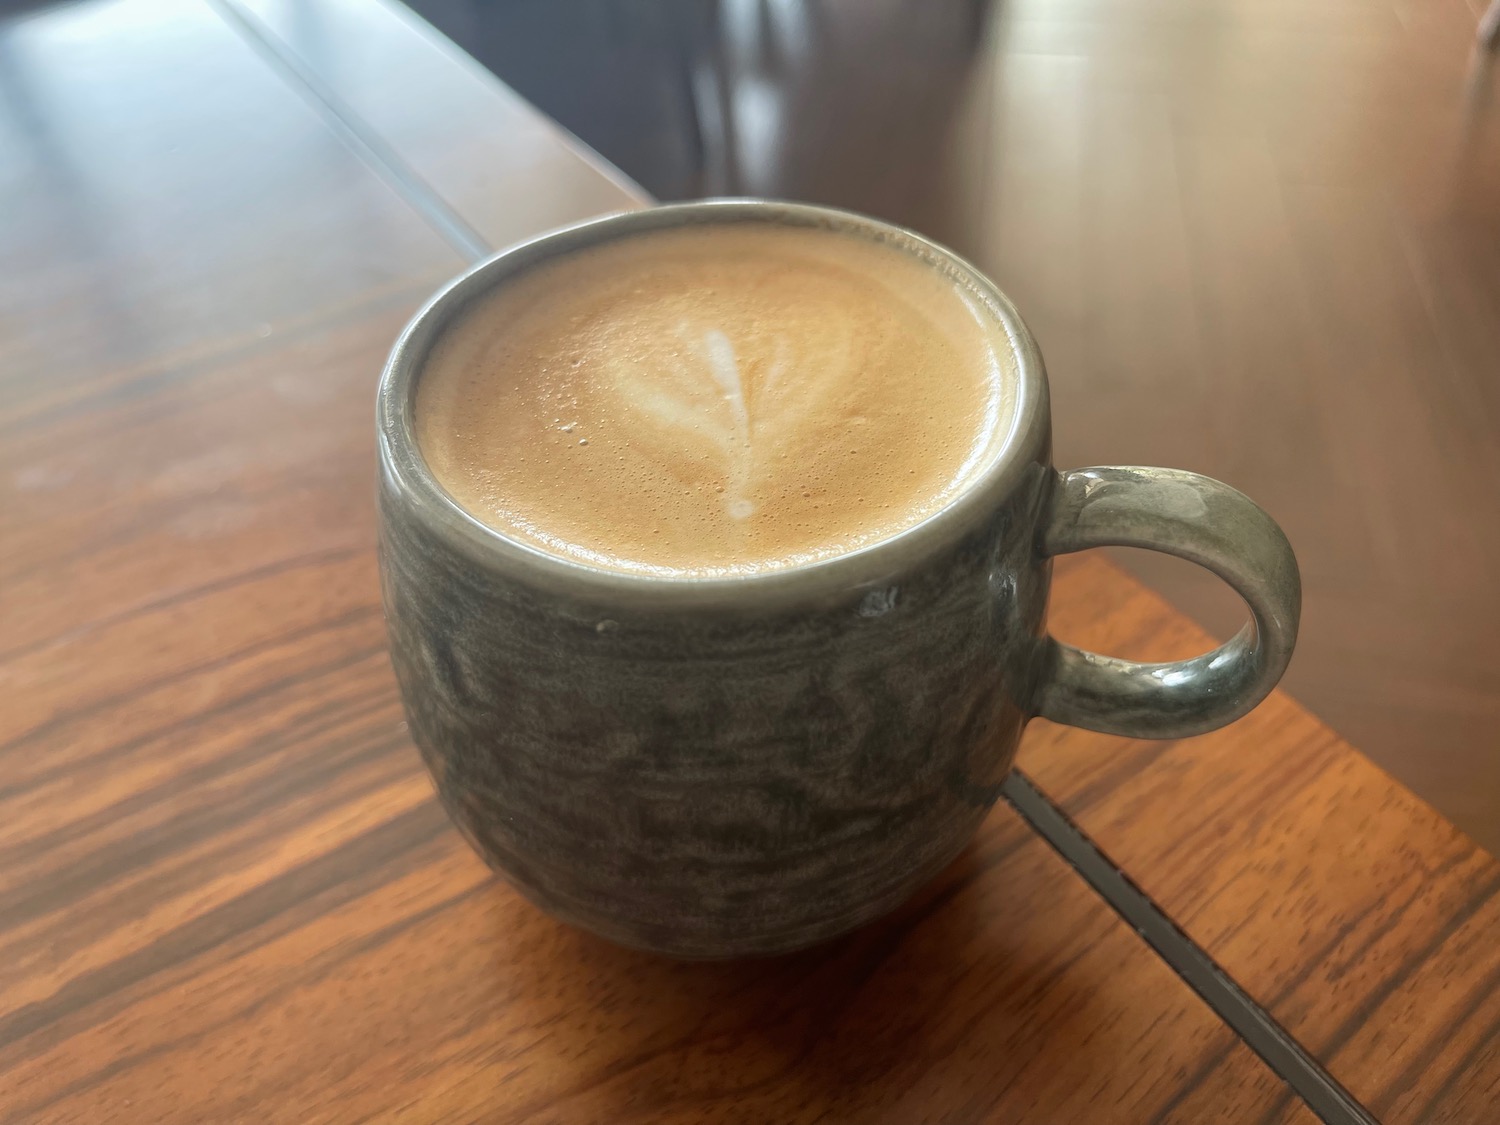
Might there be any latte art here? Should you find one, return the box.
[415,223,1017,576]
[607,303,859,528]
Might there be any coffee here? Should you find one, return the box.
[415,223,1017,576]
[384,201,1302,957]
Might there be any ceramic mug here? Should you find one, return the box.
[376,201,1300,959]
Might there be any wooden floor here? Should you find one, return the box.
[412,0,1500,852]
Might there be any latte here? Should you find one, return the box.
[415,222,1017,576]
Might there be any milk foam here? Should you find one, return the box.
[415,223,1017,576]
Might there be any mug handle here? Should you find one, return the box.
[1032,466,1301,739]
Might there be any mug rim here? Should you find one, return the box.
[377,199,1051,608]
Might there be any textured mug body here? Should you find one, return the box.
[377,201,1301,959]
[379,448,1052,958]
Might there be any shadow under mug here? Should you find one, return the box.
[376,200,1300,959]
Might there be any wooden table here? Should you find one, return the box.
[2,1,1496,1121]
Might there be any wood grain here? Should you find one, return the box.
[1023,554,1500,1124]
[1,718,1315,1123]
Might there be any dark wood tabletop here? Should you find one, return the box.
[1,1,1496,1122]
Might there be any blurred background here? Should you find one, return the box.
[5,0,1500,850]
[408,0,1500,848]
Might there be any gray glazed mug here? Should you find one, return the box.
[377,200,1300,959]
